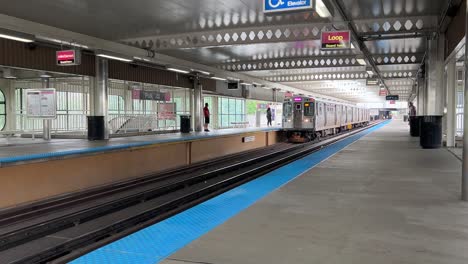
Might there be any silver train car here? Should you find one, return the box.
[283,96,370,142]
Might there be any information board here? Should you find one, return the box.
[26,89,57,119]
[321,31,351,50]
[157,103,176,120]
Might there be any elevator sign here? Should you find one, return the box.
[264,0,314,13]
[56,50,81,66]
[321,31,351,50]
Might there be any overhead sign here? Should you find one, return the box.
[321,31,351,50]
[56,50,81,66]
[26,89,57,119]
[386,95,399,101]
[264,0,314,13]
[132,90,169,101]
[379,89,387,96]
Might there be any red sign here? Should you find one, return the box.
[56,50,81,66]
[321,31,351,50]
[389,100,396,105]
[379,89,387,96]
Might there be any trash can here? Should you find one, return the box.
[180,115,191,133]
[87,116,105,140]
[409,116,420,137]
[420,115,442,149]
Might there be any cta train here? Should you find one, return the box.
[282,96,370,142]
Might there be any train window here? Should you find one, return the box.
[295,103,302,110]
[283,102,292,116]
[304,102,314,116]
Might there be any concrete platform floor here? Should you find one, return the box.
[162,121,468,264]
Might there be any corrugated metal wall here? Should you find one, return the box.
[0,39,95,76]
[0,38,217,90]
[108,61,216,90]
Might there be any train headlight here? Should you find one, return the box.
[304,119,309,123]
[287,119,291,122]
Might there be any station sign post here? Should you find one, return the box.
[263,0,314,13]
[321,31,351,50]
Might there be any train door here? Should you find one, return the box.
[282,100,293,128]
[316,102,325,130]
[293,100,304,128]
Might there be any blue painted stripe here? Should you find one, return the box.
[71,121,389,264]
[0,127,280,164]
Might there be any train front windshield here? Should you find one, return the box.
[304,102,315,116]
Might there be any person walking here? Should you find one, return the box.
[266,107,272,126]
[203,103,210,132]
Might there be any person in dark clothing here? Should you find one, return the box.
[266,107,272,126]
[203,103,210,132]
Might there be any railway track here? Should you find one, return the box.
[0,122,381,264]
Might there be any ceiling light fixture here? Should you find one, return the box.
[315,0,332,18]
[211,76,227,81]
[0,28,35,43]
[40,72,52,78]
[191,69,211,75]
[356,59,367,65]
[167,67,190,74]
[96,50,133,62]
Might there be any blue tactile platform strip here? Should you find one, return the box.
[0,127,280,165]
[71,121,389,264]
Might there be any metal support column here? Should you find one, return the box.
[447,57,457,147]
[42,77,51,140]
[89,57,109,140]
[193,76,203,132]
[417,76,425,116]
[463,1,468,200]
[425,37,445,116]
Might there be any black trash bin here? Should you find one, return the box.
[409,116,420,137]
[180,115,191,133]
[420,115,442,149]
[87,116,105,140]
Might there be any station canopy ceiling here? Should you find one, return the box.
[0,0,450,103]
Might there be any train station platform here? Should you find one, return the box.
[0,127,281,208]
[159,121,467,264]
[72,120,467,264]
[162,120,466,264]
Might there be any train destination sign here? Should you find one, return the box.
[264,0,313,13]
[56,50,81,66]
[386,95,399,101]
[321,31,351,50]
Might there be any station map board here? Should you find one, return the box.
[26,89,57,119]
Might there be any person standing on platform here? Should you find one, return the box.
[408,102,417,120]
[203,103,210,132]
[266,107,272,126]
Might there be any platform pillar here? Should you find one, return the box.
[89,57,109,140]
[41,77,52,141]
[193,76,203,132]
[446,57,457,147]
[462,1,468,200]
